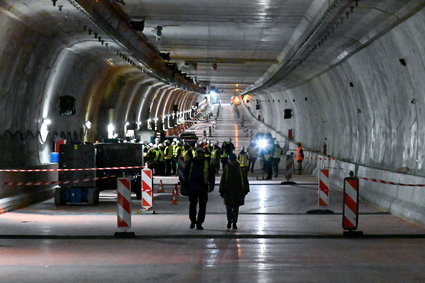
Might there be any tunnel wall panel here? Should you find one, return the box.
[248,8,425,225]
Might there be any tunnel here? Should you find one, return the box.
[1,0,425,281]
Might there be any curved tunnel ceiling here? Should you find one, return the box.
[122,0,425,94]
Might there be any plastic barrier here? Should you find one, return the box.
[285,154,294,181]
[342,177,359,230]
[117,178,132,229]
[141,168,153,211]
[318,169,330,206]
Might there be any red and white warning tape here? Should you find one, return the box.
[307,157,336,160]
[359,177,425,187]
[322,167,425,187]
[1,175,117,186]
[0,166,144,173]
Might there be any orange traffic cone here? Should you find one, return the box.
[158,179,165,193]
[171,184,179,205]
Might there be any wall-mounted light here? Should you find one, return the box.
[107,123,115,139]
[85,120,92,129]
[39,118,52,143]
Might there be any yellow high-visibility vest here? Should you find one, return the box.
[238,152,249,167]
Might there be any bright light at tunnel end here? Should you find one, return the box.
[257,138,268,150]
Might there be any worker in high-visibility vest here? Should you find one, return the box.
[182,144,193,162]
[211,142,221,174]
[295,142,304,175]
[173,140,183,175]
[238,146,250,173]
[183,147,215,230]
[164,140,174,176]
[203,142,212,162]
[156,143,165,175]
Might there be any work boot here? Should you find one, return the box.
[196,224,204,230]
[227,221,231,229]
[232,223,238,230]
[190,222,196,229]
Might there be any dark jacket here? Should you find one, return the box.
[183,157,215,192]
[219,161,249,206]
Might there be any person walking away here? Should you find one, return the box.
[183,148,215,230]
[296,142,304,174]
[238,146,250,173]
[247,142,258,173]
[219,153,249,230]
[272,140,283,177]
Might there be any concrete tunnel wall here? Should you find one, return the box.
[247,7,425,225]
[0,4,203,211]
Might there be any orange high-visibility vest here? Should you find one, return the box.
[296,147,304,161]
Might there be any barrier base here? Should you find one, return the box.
[281,181,297,185]
[306,209,334,214]
[138,209,156,214]
[114,232,136,238]
[343,230,364,238]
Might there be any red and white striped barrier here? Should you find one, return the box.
[2,175,116,186]
[342,177,359,230]
[141,168,153,211]
[117,178,132,229]
[285,154,294,181]
[0,165,144,173]
[318,169,330,206]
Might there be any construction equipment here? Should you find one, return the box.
[55,143,143,205]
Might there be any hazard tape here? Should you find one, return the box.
[1,175,117,186]
[359,177,425,187]
[0,166,144,173]
[324,167,425,187]
[324,167,352,172]
[306,157,336,160]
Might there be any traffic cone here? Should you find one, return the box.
[158,179,165,193]
[171,184,179,205]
